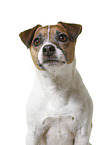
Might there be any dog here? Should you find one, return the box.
[19,22,93,145]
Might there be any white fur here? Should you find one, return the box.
[26,58,93,145]
[48,25,50,41]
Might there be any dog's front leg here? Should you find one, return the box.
[74,129,90,145]
[26,129,39,145]
[26,121,50,145]
[75,136,89,145]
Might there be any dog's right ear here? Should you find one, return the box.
[19,25,42,48]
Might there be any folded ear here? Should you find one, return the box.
[58,22,82,42]
[19,25,42,48]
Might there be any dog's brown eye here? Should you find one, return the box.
[34,38,41,46]
[59,34,68,42]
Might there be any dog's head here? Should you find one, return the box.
[19,22,82,71]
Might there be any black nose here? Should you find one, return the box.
[43,45,55,56]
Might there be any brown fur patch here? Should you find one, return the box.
[30,46,44,71]
[19,25,42,48]
[33,26,48,41]
[60,41,76,64]
[49,24,68,40]
[58,22,82,42]
[30,26,49,71]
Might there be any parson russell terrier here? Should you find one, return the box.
[19,22,93,145]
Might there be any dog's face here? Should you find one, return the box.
[19,22,82,71]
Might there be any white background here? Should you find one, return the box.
[0,0,96,144]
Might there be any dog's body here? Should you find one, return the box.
[19,22,93,145]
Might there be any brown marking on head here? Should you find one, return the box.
[29,26,49,70]
[33,26,48,40]
[58,22,82,42]
[19,25,45,70]
[19,22,82,70]
[19,25,42,48]
[49,22,82,64]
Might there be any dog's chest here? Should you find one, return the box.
[33,75,84,144]
[38,92,82,145]
[39,114,78,145]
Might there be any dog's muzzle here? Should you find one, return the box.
[38,42,68,70]
[43,45,55,57]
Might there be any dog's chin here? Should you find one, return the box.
[40,60,66,70]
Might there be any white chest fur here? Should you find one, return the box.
[26,60,93,145]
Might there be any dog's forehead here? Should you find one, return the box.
[34,24,67,37]
[35,26,48,36]
[50,24,67,34]
[34,26,48,38]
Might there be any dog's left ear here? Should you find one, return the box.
[58,22,82,42]
[19,25,42,48]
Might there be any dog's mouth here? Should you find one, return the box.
[43,60,65,64]
[40,59,66,68]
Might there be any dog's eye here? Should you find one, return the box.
[58,34,68,42]
[33,38,41,46]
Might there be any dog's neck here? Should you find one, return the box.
[36,59,76,92]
